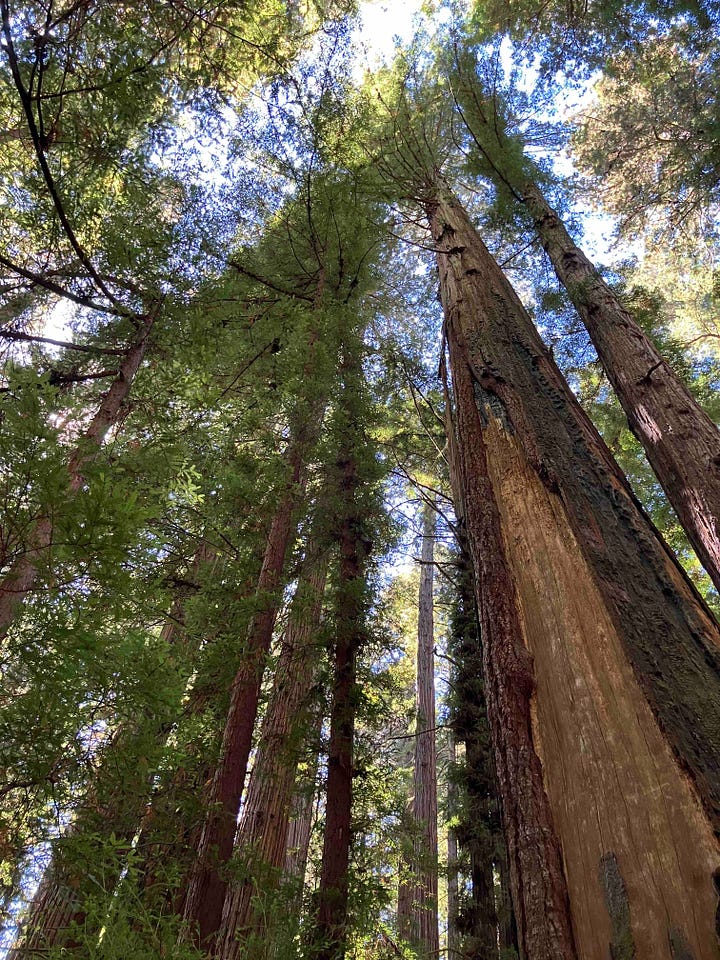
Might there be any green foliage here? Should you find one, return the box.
[1,3,719,957]
[573,23,720,240]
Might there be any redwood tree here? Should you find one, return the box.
[431,184,720,960]
[407,501,440,959]
[450,47,720,593]
[217,541,329,959]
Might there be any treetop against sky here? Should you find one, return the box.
[1,1,719,958]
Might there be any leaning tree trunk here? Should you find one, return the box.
[217,548,329,960]
[0,308,157,639]
[181,422,319,948]
[430,187,720,960]
[8,538,215,959]
[522,180,720,593]
[454,70,720,591]
[308,448,371,960]
[410,501,439,958]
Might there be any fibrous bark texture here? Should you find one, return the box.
[309,453,370,960]
[431,188,720,960]
[182,419,317,947]
[522,181,720,594]
[446,733,461,960]
[411,502,439,958]
[455,75,720,591]
[217,549,328,959]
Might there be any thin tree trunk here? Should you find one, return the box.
[447,530,502,960]
[133,535,269,918]
[431,187,720,960]
[396,812,414,940]
[8,538,214,958]
[523,180,720,592]
[182,440,313,946]
[455,73,720,591]
[0,309,157,639]
[308,450,371,960]
[446,733,461,960]
[217,548,328,959]
[411,501,439,959]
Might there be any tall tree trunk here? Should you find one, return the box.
[181,431,316,947]
[308,450,371,960]
[396,813,414,940]
[446,733,461,960]
[0,309,157,639]
[455,72,720,591]
[444,383,506,960]
[411,501,439,959]
[431,187,720,960]
[182,261,329,947]
[523,180,720,593]
[446,532,502,960]
[217,548,328,960]
[284,752,320,891]
[8,538,215,959]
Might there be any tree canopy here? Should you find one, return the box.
[1,1,719,958]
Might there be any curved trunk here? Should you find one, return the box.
[431,189,720,960]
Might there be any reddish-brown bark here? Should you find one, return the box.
[522,180,720,593]
[181,439,311,946]
[444,302,577,960]
[216,550,328,959]
[0,309,157,639]
[410,502,439,957]
[182,264,330,948]
[455,76,720,590]
[309,455,370,960]
[431,188,720,959]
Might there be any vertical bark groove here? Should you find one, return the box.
[310,450,370,960]
[182,421,318,947]
[431,188,720,960]
[217,550,328,959]
[522,181,720,594]
[411,502,439,958]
